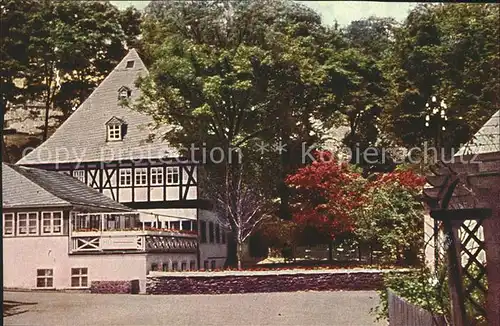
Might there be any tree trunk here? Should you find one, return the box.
[2,135,10,163]
[236,240,244,270]
[328,241,334,262]
[224,231,238,268]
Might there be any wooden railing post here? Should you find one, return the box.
[443,219,467,326]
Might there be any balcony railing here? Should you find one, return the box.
[69,213,198,254]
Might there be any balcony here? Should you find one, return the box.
[69,213,198,254]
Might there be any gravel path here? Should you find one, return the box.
[4,290,385,326]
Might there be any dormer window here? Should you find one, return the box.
[106,116,126,141]
[118,86,131,100]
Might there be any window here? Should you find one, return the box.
[209,222,215,243]
[71,268,88,287]
[172,261,178,271]
[182,221,192,231]
[72,170,85,183]
[211,260,216,270]
[151,263,159,272]
[28,213,38,235]
[126,60,135,68]
[135,168,147,186]
[170,221,180,230]
[118,86,131,100]
[119,169,132,186]
[200,221,207,243]
[162,263,169,272]
[215,223,221,244]
[18,212,38,236]
[150,167,163,186]
[107,124,122,141]
[190,261,196,270]
[221,230,226,244]
[166,167,180,185]
[37,269,53,288]
[3,213,14,236]
[181,262,187,271]
[203,260,209,270]
[42,212,62,235]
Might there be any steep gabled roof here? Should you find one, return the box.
[106,116,126,126]
[455,110,500,156]
[2,163,70,209]
[2,163,132,211]
[17,49,178,165]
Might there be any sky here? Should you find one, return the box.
[111,1,417,27]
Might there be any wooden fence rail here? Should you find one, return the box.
[388,289,447,326]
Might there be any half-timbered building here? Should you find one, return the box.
[16,49,227,272]
[3,163,201,290]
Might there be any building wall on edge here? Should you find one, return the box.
[3,237,147,289]
[199,209,227,269]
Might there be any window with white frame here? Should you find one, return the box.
[18,212,38,236]
[107,124,122,141]
[119,169,132,186]
[150,167,163,186]
[37,269,53,288]
[72,170,85,183]
[135,168,147,186]
[166,167,180,185]
[42,212,62,235]
[28,213,38,235]
[71,268,88,287]
[3,213,14,236]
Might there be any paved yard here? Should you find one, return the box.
[4,290,385,326]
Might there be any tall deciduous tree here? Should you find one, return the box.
[27,0,131,139]
[382,3,499,150]
[136,0,343,266]
[1,0,35,162]
[0,0,32,114]
[2,0,139,141]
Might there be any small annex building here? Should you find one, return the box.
[2,163,197,290]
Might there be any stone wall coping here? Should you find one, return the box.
[148,268,412,278]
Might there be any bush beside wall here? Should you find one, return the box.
[90,281,131,294]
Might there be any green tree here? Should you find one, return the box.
[354,170,425,265]
[0,0,32,114]
[343,16,398,61]
[28,1,130,139]
[3,0,136,141]
[136,0,343,266]
[1,0,35,161]
[382,4,499,150]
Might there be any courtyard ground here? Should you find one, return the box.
[4,290,385,325]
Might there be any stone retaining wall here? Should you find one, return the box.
[147,270,393,295]
[90,281,132,294]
